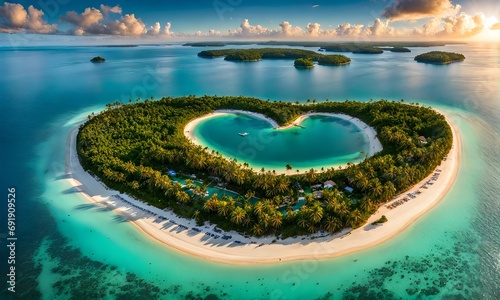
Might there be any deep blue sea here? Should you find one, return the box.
[0,43,499,299]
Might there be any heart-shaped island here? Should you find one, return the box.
[76,96,453,242]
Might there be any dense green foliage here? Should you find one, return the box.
[390,47,411,53]
[317,54,352,65]
[321,45,382,53]
[77,96,452,238]
[352,48,384,54]
[224,50,263,61]
[414,51,465,64]
[90,56,106,63]
[371,215,388,225]
[198,48,351,66]
[294,58,314,68]
[380,47,411,53]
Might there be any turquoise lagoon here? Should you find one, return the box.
[0,42,499,299]
[193,113,370,172]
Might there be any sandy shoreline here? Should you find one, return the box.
[183,110,383,174]
[65,111,460,265]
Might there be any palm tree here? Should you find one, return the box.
[325,198,338,212]
[176,190,191,204]
[359,196,373,212]
[382,181,396,200]
[368,178,383,200]
[230,207,246,225]
[309,203,324,224]
[304,193,314,204]
[324,215,342,233]
[270,213,283,229]
[123,161,136,174]
[285,164,292,171]
[298,215,308,228]
[307,223,317,234]
[131,181,140,190]
[353,171,369,191]
[185,179,195,189]
[253,202,265,218]
[251,224,263,236]
[307,168,317,187]
[217,201,231,217]
[348,209,363,228]
[244,190,255,201]
[203,194,219,212]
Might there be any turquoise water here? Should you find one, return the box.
[193,113,369,172]
[0,43,499,299]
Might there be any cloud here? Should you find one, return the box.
[99,4,122,16]
[335,23,365,37]
[279,21,302,36]
[239,19,272,35]
[367,18,394,36]
[61,6,147,36]
[60,8,103,29]
[491,23,500,30]
[147,21,173,36]
[312,5,319,8]
[106,14,146,36]
[440,12,486,37]
[411,12,488,38]
[306,23,321,36]
[383,0,461,21]
[0,2,57,33]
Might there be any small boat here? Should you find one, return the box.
[238,132,249,137]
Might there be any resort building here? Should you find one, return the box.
[324,180,336,189]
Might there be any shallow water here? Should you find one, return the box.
[193,113,369,172]
[0,43,499,299]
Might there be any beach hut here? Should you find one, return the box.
[323,180,336,189]
[345,186,354,193]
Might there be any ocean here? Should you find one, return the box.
[0,43,498,299]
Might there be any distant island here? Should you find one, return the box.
[183,42,226,47]
[352,48,384,54]
[380,47,411,53]
[183,41,464,50]
[414,51,465,64]
[77,96,452,238]
[90,56,106,63]
[198,48,351,66]
[294,58,314,68]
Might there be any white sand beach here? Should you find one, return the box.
[66,111,460,265]
[183,110,383,175]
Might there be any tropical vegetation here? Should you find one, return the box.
[294,58,314,68]
[198,48,351,66]
[77,96,452,238]
[414,51,465,64]
[90,56,106,63]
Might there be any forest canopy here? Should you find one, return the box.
[414,51,465,64]
[198,48,351,65]
[77,96,452,238]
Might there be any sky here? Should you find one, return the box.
[1,0,500,44]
